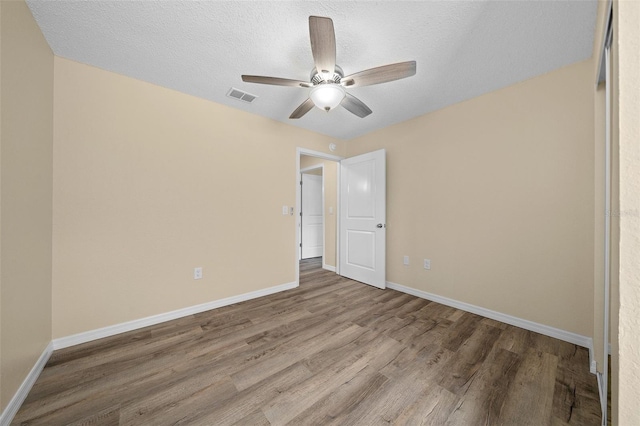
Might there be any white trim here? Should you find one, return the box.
[386,281,594,351]
[322,264,336,272]
[601,28,612,425]
[53,281,297,350]
[0,342,53,426]
[321,167,326,266]
[300,164,324,173]
[335,165,341,276]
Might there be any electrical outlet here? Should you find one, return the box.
[423,259,431,270]
[194,267,203,280]
[282,205,288,215]
[403,255,409,265]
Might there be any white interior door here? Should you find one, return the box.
[301,173,323,259]
[339,149,386,288]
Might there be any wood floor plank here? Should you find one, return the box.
[394,384,459,425]
[231,410,271,426]
[328,362,438,425]
[12,258,601,425]
[494,324,532,355]
[392,297,432,319]
[27,326,205,400]
[119,376,238,425]
[440,311,484,353]
[261,334,404,424]
[191,362,313,425]
[231,321,364,391]
[15,351,193,423]
[302,328,379,375]
[67,404,120,426]
[287,371,390,424]
[437,323,503,394]
[553,365,602,425]
[499,348,558,425]
[444,347,521,425]
[379,341,453,381]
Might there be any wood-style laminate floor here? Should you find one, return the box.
[13,258,601,425]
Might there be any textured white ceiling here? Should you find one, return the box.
[27,0,597,140]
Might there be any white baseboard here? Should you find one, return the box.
[322,264,336,272]
[0,342,53,426]
[386,281,594,356]
[53,281,298,350]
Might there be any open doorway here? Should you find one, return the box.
[300,164,324,260]
[299,154,339,272]
[296,148,343,285]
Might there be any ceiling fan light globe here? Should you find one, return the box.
[310,84,346,111]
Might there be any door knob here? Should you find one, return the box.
[377,223,384,228]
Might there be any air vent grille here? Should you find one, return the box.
[226,88,258,103]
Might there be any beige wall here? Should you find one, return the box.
[0,0,53,412]
[52,58,342,338]
[300,155,338,268]
[616,0,640,423]
[347,59,595,337]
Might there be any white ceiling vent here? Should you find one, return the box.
[226,88,257,103]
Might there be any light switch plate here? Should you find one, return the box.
[194,267,203,280]
[282,205,288,215]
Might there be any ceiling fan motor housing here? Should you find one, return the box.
[310,65,344,85]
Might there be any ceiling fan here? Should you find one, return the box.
[241,16,416,119]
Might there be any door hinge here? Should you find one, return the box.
[299,243,302,247]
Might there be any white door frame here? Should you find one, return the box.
[300,164,324,261]
[601,12,612,425]
[595,3,612,423]
[295,148,343,287]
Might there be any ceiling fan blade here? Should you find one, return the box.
[341,93,372,118]
[290,98,315,119]
[242,75,312,88]
[341,61,416,88]
[309,16,336,75]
